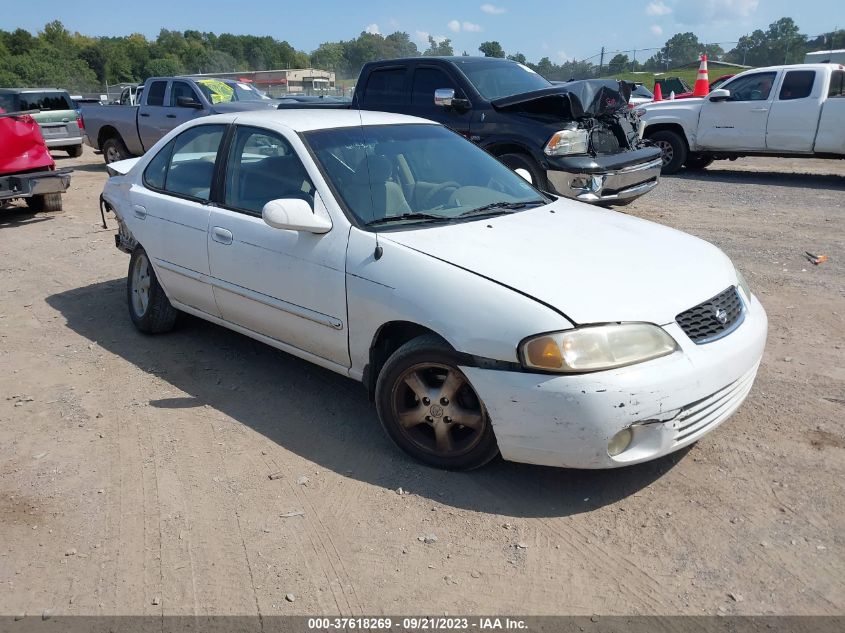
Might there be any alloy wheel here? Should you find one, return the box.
[391,362,487,457]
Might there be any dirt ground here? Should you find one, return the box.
[1,147,843,618]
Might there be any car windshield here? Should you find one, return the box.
[304,123,548,228]
[195,79,269,103]
[457,60,552,100]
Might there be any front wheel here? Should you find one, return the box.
[648,130,688,175]
[375,335,499,470]
[498,152,549,191]
[127,247,178,334]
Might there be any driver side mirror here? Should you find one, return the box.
[177,96,203,109]
[434,88,470,111]
[708,88,731,102]
[262,199,332,234]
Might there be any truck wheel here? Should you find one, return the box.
[499,153,549,191]
[684,154,714,170]
[26,193,63,213]
[66,145,83,158]
[375,334,500,471]
[649,130,687,175]
[127,246,178,334]
[102,136,130,165]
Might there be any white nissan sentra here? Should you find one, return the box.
[101,109,767,471]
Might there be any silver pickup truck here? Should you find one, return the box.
[82,76,277,163]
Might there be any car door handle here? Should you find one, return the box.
[139,112,150,117]
[166,114,177,119]
[211,226,233,245]
[750,108,769,112]
[133,205,147,220]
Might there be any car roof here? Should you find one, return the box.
[0,88,69,94]
[201,108,439,133]
[737,63,844,73]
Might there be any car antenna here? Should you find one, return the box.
[374,234,383,260]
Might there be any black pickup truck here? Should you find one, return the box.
[281,57,662,205]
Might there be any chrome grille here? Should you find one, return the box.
[676,286,744,344]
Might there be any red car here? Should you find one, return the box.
[0,107,71,212]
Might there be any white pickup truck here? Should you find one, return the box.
[637,63,845,173]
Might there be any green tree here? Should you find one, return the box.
[423,36,453,56]
[144,56,184,77]
[479,41,505,58]
[507,52,527,64]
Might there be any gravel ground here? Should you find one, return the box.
[0,148,843,617]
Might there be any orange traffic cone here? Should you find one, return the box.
[653,82,663,101]
[692,54,710,97]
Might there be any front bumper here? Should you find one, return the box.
[461,292,768,469]
[546,147,662,204]
[0,169,72,201]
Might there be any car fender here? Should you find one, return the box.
[640,101,702,151]
[344,228,573,380]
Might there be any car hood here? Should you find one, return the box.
[381,200,737,326]
[492,80,631,119]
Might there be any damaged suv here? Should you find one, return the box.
[346,57,663,204]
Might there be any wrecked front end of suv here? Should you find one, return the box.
[492,80,662,205]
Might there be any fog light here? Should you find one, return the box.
[608,428,633,457]
[570,176,589,190]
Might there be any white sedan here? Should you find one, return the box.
[102,109,767,471]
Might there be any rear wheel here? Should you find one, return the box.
[26,193,63,212]
[66,145,83,158]
[375,334,499,470]
[684,154,714,170]
[649,130,687,175]
[102,136,130,165]
[127,247,178,334]
[498,152,549,191]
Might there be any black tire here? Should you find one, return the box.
[66,145,83,158]
[102,136,130,165]
[26,193,63,212]
[127,246,178,334]
[684,153,714,170]
[498,152,549,191]
[648,130,688,175]
[375,334,500,471]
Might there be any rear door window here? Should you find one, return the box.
[17,91,74,111]
[363,68,406,107]
[143,124,226,201]
[779,70,815,100]
[146,81,167,107]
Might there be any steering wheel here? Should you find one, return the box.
[422,181,461,208]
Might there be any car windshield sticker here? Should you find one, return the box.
[197,79,235,104]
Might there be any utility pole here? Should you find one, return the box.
[632,49,637,72]
[599,46,605,76]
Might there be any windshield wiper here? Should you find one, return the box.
[366,212,450,227]
[458,200,544,218]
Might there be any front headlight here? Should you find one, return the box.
[736,268,752,301]
[633,108,648,118]
[520,323,678,373]
[544,127,589,156]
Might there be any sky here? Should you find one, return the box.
[5,0,843,63]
